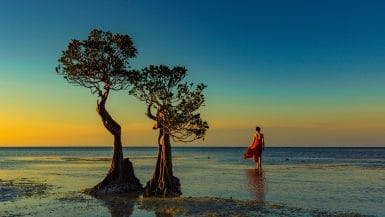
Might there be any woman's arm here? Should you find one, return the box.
[261,134,265,150]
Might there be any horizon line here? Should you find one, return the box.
[0,145,384,148]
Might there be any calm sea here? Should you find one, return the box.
[0,147,384,216]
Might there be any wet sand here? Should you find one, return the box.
[0,177,374,217]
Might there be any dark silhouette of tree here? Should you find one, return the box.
[130,65,209,197]
[56,29,142,195]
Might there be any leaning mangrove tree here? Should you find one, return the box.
[56,29,142,195]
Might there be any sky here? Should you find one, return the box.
[0,0,384,147]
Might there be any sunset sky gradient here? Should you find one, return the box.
[1,0,384,146]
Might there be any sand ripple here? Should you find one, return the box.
[0,178,52,202]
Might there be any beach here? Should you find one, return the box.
[0,147,384,216]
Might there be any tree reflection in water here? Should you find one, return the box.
[102,195,175,217]
[155,211,174,217]
[97,194,139,217]
[107,200,135,217]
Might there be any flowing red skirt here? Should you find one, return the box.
[244,142,262,162]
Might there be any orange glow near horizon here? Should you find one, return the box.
[1,105,385,147]
[0,119,157,146]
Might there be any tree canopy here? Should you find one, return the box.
[130,65,209,142]
[56,29,137,96]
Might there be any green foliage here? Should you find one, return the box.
[56,29,137,95]
[56,29,208,142]
[129,65,209,142]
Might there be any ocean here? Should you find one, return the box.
[0,147,384,216]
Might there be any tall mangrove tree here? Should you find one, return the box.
[56,29,142,195]
[130,65,209,197]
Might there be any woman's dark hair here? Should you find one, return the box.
[256,126,261,132]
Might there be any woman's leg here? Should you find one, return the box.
[258,157,262,169]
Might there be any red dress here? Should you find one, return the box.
[244,133,262,162]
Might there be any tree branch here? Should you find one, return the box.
[146,103,156,120]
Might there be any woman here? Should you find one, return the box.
[244,126,265,169]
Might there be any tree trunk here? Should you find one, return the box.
[144,129,181,197]
[84,91,142,196]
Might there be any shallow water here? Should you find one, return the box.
[0,147,384,216]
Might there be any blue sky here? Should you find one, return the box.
[0,0,384,146]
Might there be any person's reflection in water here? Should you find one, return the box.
[244,169,266,202]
